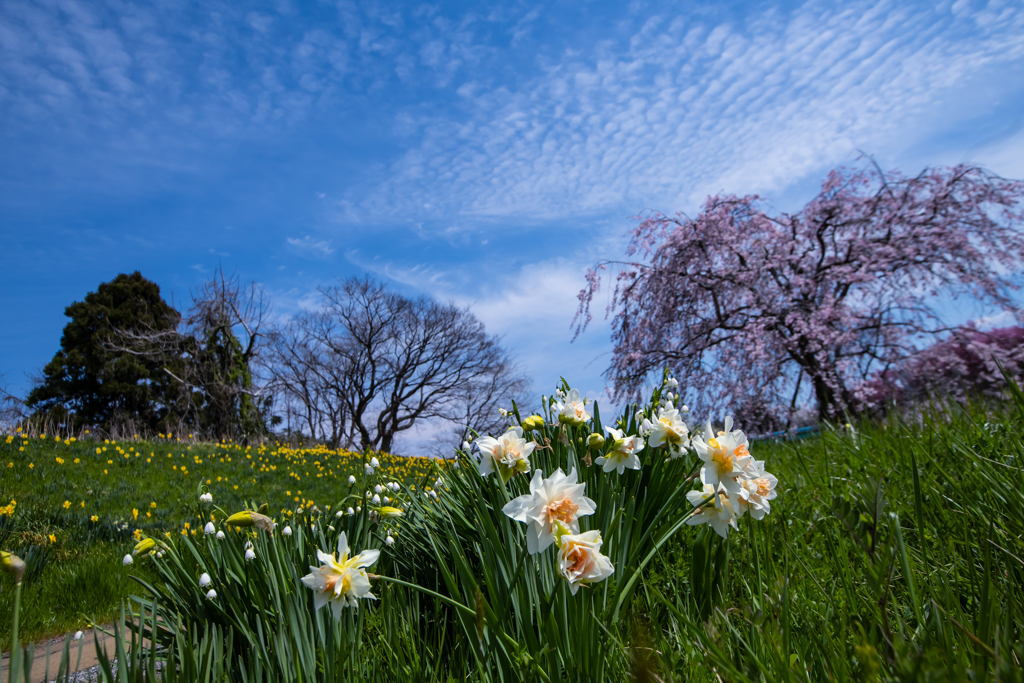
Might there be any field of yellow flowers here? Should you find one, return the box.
[0,429,449,645]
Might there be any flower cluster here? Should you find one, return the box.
[685,417,778,538]
[502,467,614,594]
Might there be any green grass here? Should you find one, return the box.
[0,434,449,646]
[641,403,1024,681]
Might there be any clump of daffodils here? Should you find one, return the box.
[685,416,778,538]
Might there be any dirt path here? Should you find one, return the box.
[1,627,120,683]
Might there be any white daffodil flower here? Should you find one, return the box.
[283,526,292,536]
[665,377,679,389]
[216,530,225,540]
[244,548,256,561]
[74,631,83,641]
[385,535,395,546]
[122,554,133,566]
[364,464,374,475]
[428,490,437,500]
[348,475,357,485]
[336,509,344,518]
[646,407,690,455]
[476,426,535,483]
[372,494,381,505]
[199,572,212,587]
[595,426,644,475]
[691,417,752,503]
[556,530,615,595]
[737,460,778,520]
[206,589,217,599]
[374,484,384,494]
[685,483,743,539]
[346,507,355,515]
[555,388,591,426]
[370,457,380,468]
[502,468,597,554]
[300,532,380,617]
[199,492,213,503]
[204,522,216,535]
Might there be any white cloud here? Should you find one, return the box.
[352,240,625,405]
[351,0,1024,223]
[286,235,335,258]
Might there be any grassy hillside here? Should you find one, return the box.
[2,397,1023,680]
[0,434,448,645]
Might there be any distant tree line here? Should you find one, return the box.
[21,271,529,452]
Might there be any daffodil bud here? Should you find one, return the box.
[378,506,404,517]
[257,503,269,515]
[521,415,544,431]
[0,550,26,585]
[225,510,275,532]
[132,538,156,556]
[587,433,605,449]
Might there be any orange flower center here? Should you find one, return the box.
[754,478,771,497]
[545,497,579,532]
[564,544,595,578]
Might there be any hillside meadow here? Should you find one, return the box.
[0,433,450,645]
[1,393,1023,681]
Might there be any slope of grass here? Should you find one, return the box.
[3,396,1024,680]
[0,434,449,646]
[642,402,1024,681]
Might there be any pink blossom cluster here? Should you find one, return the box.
[856,326,1024,412]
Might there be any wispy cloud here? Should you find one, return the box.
[287,235,334,258]
[351,0,1024,223]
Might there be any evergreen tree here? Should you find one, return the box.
[26,272,180,431]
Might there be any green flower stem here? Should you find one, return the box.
[374,575,555,683]
[10,581,22,677]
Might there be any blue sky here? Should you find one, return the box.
[2,0,1023,451]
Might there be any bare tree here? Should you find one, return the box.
[264,322,353,447]
[267,278,530,452]
[0,375,28,431]
[113,269,274,440]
